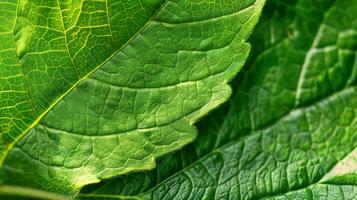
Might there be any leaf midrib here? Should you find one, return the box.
[0,0,170,166]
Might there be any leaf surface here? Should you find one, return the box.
[0,0,264,196]
[79,0,357,199]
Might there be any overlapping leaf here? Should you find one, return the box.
[0,0,265,197]
[79,0,357,199]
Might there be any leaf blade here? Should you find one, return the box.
[79,0,357,199]
[0,0,265,196]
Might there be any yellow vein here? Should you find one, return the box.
[55,0,81,79]
[10,0,37,117]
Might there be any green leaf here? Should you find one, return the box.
[0,185,71,200]
[0,0,166,158]
[0,0,265,197]
[79,0,357,199]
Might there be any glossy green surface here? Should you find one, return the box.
[79,0,357,199]
[0,0,264,197]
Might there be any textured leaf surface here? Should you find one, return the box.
[0,0,165,158]
[0,0,264,197]
[79,0,357,199]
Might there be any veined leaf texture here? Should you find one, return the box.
[0,0,265,197]
[79,0,357,200]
